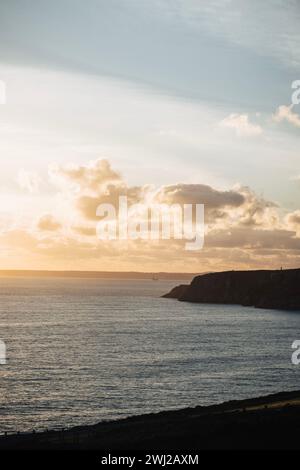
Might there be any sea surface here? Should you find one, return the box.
[0,277,299,433]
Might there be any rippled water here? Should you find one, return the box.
[0,277,299,433]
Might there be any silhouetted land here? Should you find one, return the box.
[1,390,300,450]
[163,268,300,310]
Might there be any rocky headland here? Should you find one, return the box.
[163,268,300,310]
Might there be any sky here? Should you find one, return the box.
[0,0,299,272]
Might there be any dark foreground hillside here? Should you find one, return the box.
[1,390,300,450]
[163,268,300,310]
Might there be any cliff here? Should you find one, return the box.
[163,268,300,310]
[162,284,189,299]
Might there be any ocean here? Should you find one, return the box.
[0,277,299,433]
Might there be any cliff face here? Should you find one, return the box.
[162,284,189,299]
[163,269,300,310]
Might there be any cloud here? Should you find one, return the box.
[154,183,277,228]
[37,214,62,232]
[2,157,300,272]
[55,158,151,220]
[272,105,300,128]
[72,225,96,237]
[286,211,300,233]
[17,169,41,193]
[52,159,121,194]
[155,183,245,208]
[51,158,285,236]
[235,186,278,228]
[288,211,300,225]
[76,184,150,220]
[219,114,263,137]
[206,227,300,251]
[155,0,300,69]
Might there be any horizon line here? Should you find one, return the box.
[0,269,199,279]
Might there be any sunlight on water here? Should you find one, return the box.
[0,277,299,432]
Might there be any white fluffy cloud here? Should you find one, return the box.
[1,157,300,271]
[219,114,263,137]
[272,105,300,128]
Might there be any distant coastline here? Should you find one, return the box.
[0,270,197,281]
[163,268,300,310]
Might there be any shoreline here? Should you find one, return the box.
[163,268,300,311]
[1,389,300,450]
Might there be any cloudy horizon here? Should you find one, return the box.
[0,0,300,272]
